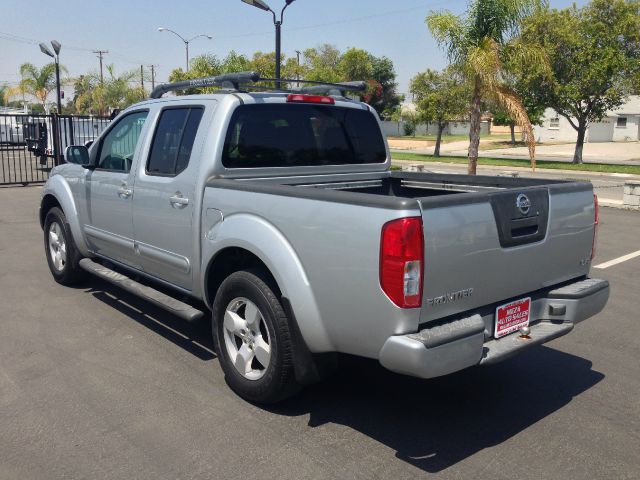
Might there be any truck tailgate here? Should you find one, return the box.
[418,183,596,326]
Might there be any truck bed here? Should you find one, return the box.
[210,170,582,208]
[207,170,595,333]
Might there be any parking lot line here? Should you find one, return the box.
[593,250,640,269]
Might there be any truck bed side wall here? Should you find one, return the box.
[201,185,422,357]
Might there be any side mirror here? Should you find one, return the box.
[65,145,91,167]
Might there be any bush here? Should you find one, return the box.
[403,121,416,136]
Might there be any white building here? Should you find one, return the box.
[534,96,640,143]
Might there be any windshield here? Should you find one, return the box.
[222,104,386,168]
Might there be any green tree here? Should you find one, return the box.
[163,45,402,115]
[306,45,402,116]
[6,62,68,113]
[0,84,8,107]
[72,74,96,113]
[427,0,544,173]
[410,67,469,156]
[168,51,254,92]
[75,65,146,114]
[302,44,343,83]
[369,56,403,118]
[520,0,640,163]
[223,51,252,73]
[339,48,373,80]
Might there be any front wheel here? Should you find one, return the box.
[212,270,300,404]
[44,207,86,285]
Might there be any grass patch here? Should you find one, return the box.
[391,152,640,175]
[387,134,510,143]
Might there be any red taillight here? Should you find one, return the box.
[591,194,599,260]
[286,94,335,105]
[380,217,424,308]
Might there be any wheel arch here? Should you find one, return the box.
[201,213,333,353]
[40,176,90,256]
[39,194,61,228]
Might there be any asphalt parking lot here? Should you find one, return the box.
[1,186,639,480]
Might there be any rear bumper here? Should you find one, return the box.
[378,278,609,379]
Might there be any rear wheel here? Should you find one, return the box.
[44,207,85,285]
[212,270,299,404]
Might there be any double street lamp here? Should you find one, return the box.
[39,40,62,114]
[241,0,297,88]
[158,27,213,72]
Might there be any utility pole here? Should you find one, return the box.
[295,49,301,87]
[140,65,145,90]
[147,65,158,90]
[93,50,108,85]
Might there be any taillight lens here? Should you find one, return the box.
[286,94,335,105]
[380,217,424,308]
[591,194,599,260]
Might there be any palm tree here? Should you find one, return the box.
[427,0,545,173]
[7,62,67,113]
[88,65,146,115]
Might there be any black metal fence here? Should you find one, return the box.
[0,113,111,186]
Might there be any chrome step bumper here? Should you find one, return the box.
[379,278,610,379]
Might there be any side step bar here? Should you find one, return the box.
[79,258,205,322]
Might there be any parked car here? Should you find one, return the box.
[0,115,25,145]
[39,73,609,403]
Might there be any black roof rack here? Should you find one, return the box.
[150,71,261,99]
[149,71,367,99]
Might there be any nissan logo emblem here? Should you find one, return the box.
[516,194,531,215]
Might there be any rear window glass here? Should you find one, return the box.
[222,104,386,168]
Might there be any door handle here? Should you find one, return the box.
[169,193,189,208]
[117,185,132,198]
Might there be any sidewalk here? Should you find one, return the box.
[388,138,640,166]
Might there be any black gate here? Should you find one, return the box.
[0,113,110,186]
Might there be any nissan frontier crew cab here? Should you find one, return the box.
[40,72,609,403]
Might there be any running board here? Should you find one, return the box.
[79,258,204,322]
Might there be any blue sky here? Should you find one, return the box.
[1,0,586,98]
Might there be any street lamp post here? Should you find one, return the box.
[158,27,212,72]
[39,40,62,114]
[39,40,63,165]
[241,0,297,89]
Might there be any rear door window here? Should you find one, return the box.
[147,107,204,176]
[222,104,386,168]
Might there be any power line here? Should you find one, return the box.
[215,2,447,39]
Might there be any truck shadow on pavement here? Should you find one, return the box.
[83,278,603,474]
[269,347,604,473]
[85,278,216,362]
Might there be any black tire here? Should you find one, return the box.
[212,270,300,404]
[43,207,86,285]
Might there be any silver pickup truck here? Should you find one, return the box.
[40,73,609,403]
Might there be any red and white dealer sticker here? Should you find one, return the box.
[494,297,531,338]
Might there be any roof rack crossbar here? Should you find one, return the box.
[259,78,367,94]
[149,73,367,99]
[150,71,261,99]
